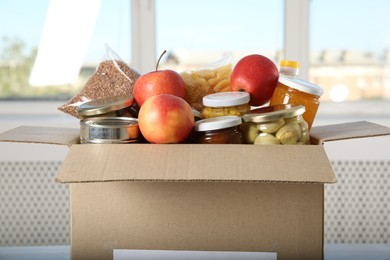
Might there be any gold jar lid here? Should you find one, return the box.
[242,104,305,123]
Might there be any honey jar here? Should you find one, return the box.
[202,91,250,119]
[242,104,309,145]
[270,75,323,130]
[193,116,243,144]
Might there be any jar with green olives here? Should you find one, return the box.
[241,104,310,145]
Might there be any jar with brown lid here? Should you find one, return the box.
[193,116,243,144]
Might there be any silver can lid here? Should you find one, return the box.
[77,95,134,117]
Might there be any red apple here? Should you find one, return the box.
[138,94,194,144]
[230,54,279,106]
[133,51,186,107]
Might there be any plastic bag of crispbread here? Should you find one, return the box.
[58,45,141,118]
[180,54,233,111]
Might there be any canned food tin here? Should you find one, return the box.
[77,95,135,118]
[80,117,139,144]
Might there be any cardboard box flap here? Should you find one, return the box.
[0,126,79,146]
[57,144,336,184]
[310,121,390,145]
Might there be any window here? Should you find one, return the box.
[155,0,283,70]
[0,0,131,98]
[309,0,390,102]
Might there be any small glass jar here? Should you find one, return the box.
[193,116,243,144]
[279,60,300,77]
[202,91,250,119]
[241,104,309,145]
[269,75,323,130]
[77,95,135,119]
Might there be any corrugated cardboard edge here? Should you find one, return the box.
[0,126,79,146]
[56,144,337,184]
[321,185,325,260]
[55,178,334,184]
[310,121,390,145]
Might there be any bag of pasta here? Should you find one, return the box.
[180,54,233,111]
[58,45,141,118]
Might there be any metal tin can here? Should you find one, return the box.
[80,117,139,144]
[77,95,135,118]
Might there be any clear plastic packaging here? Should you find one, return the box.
[180,54,233,111]
[58,45,141,118]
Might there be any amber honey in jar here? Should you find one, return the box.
[202,91,250,119]
[241,104,309,145]
[193,116,243,144]
[270,75,323,130]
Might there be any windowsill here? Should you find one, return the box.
[0,244,389,260]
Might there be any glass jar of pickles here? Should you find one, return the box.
[241,104,309,145]
[202,91,250,119]
[193,116,243,144]
[269,75,323,130]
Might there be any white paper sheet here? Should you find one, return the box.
[113,249,277,260]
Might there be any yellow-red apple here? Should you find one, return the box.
[230,54,279,106]
[138,94,194,144]
[133,51,186,107]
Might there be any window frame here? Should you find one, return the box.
[131,0,309,78]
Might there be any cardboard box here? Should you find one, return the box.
[1,121,389,260]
